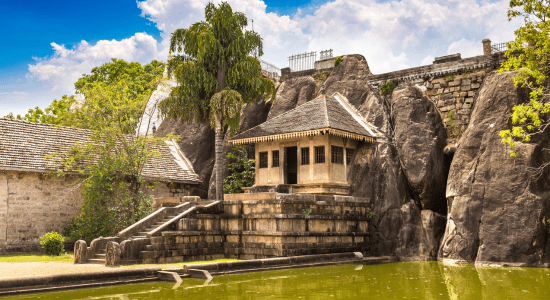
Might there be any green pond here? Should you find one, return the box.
[6,262,550,299]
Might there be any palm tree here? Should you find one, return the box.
[160,1,276,200]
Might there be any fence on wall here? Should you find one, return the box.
[491,42,509,54]
[320,49,333,60]
[288,51,317,72]
[259,59,281,80]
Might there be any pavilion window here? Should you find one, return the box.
[314,146,325,164]
[301,147,310,165]
[346,148,355,165]
[272,150,280,167]
[259,152,268,168]
[331,146,344,164]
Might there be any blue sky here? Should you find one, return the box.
[1,0,519,117]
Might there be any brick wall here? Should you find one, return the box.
[0,170,194,253]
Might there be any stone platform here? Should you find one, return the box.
[139,193,373,264]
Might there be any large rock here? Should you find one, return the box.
[348,84,408,256]
[208,96,273,199]
[396,202,446,260]
[391,86,448,214]
[438,71,550,266]
[324,54,373,109]
[266,76,316,121]
[156,119,215,197]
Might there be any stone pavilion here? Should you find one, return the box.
[229,93,378,195]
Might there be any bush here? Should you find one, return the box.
[223,147,255,194]
[335,56,343,66]
[40,232,65,256]
[381,80,397,95]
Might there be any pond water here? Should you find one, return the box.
[6,261,550,299]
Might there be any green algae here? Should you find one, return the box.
[6,261,550,299]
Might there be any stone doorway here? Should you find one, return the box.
[285,146,298,184]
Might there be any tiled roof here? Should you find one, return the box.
[229,93,378,142]
[0,118,200,184]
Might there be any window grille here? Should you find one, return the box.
[331,146,344,164]
[346,148,355,165]
[301,147,310,165]
[272,150,280,167]
[314,146,325,164]
[259,152,268,168]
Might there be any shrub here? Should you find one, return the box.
[40,232,65,256]
[381,80,397,95]
[223,147,255,194]
[334,56,343,66]
[446,75,456,81]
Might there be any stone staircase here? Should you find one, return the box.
[77,197,222,265]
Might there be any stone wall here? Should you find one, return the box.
[0,170,194,253]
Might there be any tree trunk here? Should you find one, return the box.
[214,114,223,201]
[214,62,227,201]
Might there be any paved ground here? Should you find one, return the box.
[0,262,112,278]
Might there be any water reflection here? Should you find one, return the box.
[5,262,550,299]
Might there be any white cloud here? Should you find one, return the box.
[26,33,159,94]
[22,0,521,107]
[421,55,435,66]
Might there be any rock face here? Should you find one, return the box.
[391,86,448,214]
[347,83,408,256]
[207,97,273,199]
[266,76,316,121]
[438,71,550,267]
[324,54,373,109]
[156,119,215,197]
[396,202,446,260]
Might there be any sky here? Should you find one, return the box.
[0,0,521,117]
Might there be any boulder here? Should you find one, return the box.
[105,241,121,267]
[324,54,373,109]
[438,71,550,266]
[74,240,87,264]
[396,202,446,260]
[266,76,316,121]
[156,119,215,197]
[391,86,448,214]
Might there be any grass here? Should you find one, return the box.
[0,252,74,263]
[122,258,241,269]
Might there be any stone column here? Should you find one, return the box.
[105,241,121,267]
[482,39,492,56]
[74,240,88,264]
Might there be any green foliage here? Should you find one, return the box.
[403,196,406,204]
[160,1,276,134]
[446,75,456,81]
[75,58,165,99]
[223,147,255,194]
[366,208,375,219]
[40,232,65,256]
[461,71,470,77]
[335,56,343,66]
[5,59,164,133]
[48,77,171,243]
[499,0,550,157]
[312,71,331,97]
[381,80,397,96]
[547,218,550,232]
[303,208,312,216]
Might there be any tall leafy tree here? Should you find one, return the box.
[159,2,276,201]
[499,0,550,164]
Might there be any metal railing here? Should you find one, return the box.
[491,42,509,54]
[259,58,281,80]
[289,51,317,72]
[320,49,333,60]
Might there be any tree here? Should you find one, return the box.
[50,77,171,242]
[3,58,165,132]
[499,0,550,164]
[223,147,255,194]
[159,2,276,201]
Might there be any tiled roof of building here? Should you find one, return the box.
[0,118,200,184]
[229,93,378,144]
